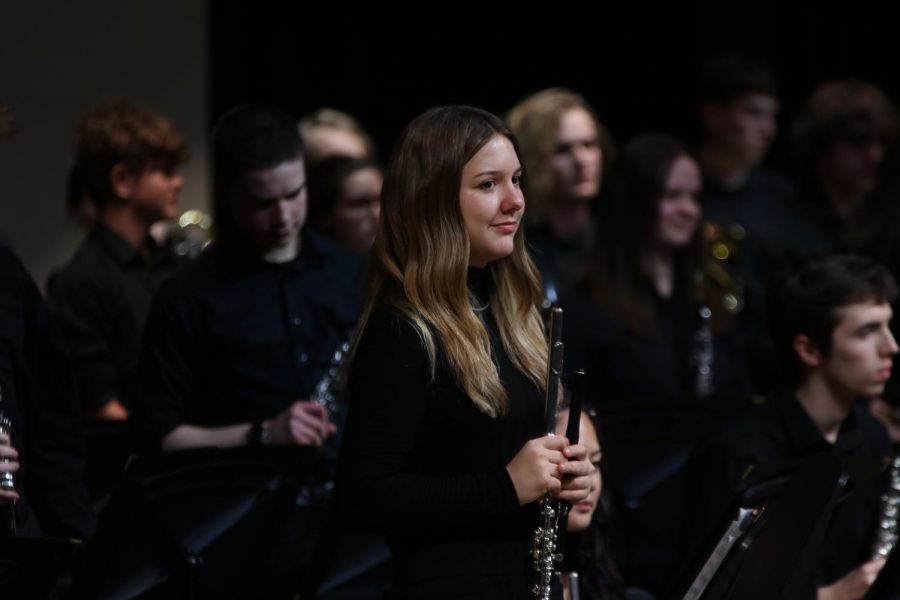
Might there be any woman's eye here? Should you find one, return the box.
[479,180,496,190]
[512,174,522,186]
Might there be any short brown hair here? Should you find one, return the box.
[74,99,188,207]
[790,80,899,179]
[769,254,898,385]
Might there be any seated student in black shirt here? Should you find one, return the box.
[48,100,188,421]
[132,104,361,595]
[135,102,360,452]
[337,106,594,599]
[688,254,897,600]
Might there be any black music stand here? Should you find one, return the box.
[0,536,80,598]
[70,445,317,599]
[668,453,855,600]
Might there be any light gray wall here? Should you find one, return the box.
[0,1,209,289]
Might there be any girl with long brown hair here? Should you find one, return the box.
[337,106,593,599]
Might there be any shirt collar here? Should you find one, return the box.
[215,227,333,273]
[93,223,147,267]
[776,388,866,456]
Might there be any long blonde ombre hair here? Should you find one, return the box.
[354,106,547,417]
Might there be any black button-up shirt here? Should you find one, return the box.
[686,389,891,594]
[133,230,362,447]
[47,224,181,414]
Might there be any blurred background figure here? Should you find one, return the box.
[507,88,613,303]
[0,99,95,550]
[788,79,899,259]
[695,52,796,396]
[48,99,188,422]
[307,155,382,255]
[561,133,752,595]
[696,51,794,311]
[298,107,376,165]
[563,132,751,410]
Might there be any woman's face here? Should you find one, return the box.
[459,135,525,267]
[657,154,702,251]
[549,108,602,204]
[322,167,382,254]
[557,411,602,532]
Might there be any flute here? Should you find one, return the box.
[531,307,564,600]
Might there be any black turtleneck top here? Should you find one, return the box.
[337,268,546,599]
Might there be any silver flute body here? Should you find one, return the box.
[531,307,564,600]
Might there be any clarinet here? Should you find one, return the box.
[0,383,15,492]
[532,307,565,600]
[312,338,351,418]
[872,455,900,560]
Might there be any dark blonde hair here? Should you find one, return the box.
[356,105,547,416]
[506,88,612,225]
[74,99,188,208]
[298,107,376,162]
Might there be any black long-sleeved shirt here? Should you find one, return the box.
[133,230,361,447]
[337,272,546,597]
[686,389,891,596]
[47,224,181,414]
[0,243,95,539]
[560,285,753,409]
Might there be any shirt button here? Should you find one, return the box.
[291,316,302,326]
[300,352,309,364]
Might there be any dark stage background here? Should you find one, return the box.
[211,4,898,167]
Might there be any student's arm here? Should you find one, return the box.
[47,271,124,418]
[817,559,885,600]
[161,400,335,450]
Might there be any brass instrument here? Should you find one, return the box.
[702,221,745,316]
[532,307,565,600]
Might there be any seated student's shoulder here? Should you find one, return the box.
[849,400,892,456]
[705,398,790,467]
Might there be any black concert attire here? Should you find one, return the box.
[133,229,360,446]
[338,268,548,599]
[47,224,181,415]
[701,164,798,394]
[526,223,593,305]
[560,285,753,410]
[778,188,846,262]
[687,389,891,597]
[0,243,95,540]
[132,229,361,594]
[559,283,752,595]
